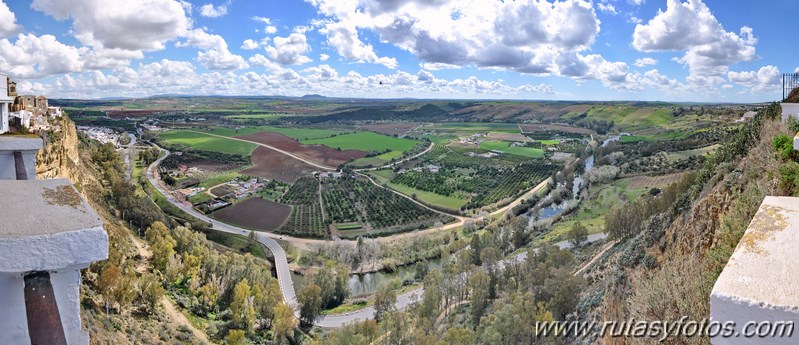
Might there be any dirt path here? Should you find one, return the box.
[126,229,212,344]
[354,141,435,172]
[575,240,615,275]
[161,296,212,345]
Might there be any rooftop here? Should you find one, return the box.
[0,179,102,237]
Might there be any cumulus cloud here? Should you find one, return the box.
[0,1,20,38]
[0,34,86,79]
[632,0,756,85]
[200,1,231,18]
[308,0,599,73]
[320,53,330,61]
[633,57,657,67]
[31,0,190,53]
[178,28,248,70]
[727,65,780,92]
[241,39,259,50]
[598,2,618,14]
[265,32,313,65]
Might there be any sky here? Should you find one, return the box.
[0,0,796,102]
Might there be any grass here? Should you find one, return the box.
[425,122,520,134]
[322,300,370,315]
[201,126,344,140]
[351,150,405,167]
[619,135,654,143]
[336,222,363,230]
[198,171,242,189]
[188,192,214,205]
[223,113,283,120]
[543,178,649,243]
[479,141,544,158]
[159,130,256,155]
[204,229,267,260]
[303,132,417,152]
[538,139,560,145]
[368,169,467,210]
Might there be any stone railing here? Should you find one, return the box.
[709,196,799,344]
[0,136,108,345]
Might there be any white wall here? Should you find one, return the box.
[0,274,31,345]
[51,268,89,345]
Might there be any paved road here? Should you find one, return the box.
[146,147,300,314]
[145,140,603,328]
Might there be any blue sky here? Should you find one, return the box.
[0,0,795,102]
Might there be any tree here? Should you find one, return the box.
[568,221,589,248]
[225,329,246,345]
[373,284,397,322]
[298,283,322,326]
[139,274,164,315]
[272,302,297,344]
[231,278,256,331]
[468,268,490,325]
[470,233,482,266]
[440,327,475,345]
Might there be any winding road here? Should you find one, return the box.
[145,133,601,328]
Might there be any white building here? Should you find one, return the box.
[10,110,33,129]
[47,106,62,118]
[0,74,13,134]
[0,136,108,345]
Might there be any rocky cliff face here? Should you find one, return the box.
[36,118,91,186]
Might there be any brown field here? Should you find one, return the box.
[486,131,531,142]
[236,132,367,167]
[626,172,688,189]
[519,123,597,135]
[359,123,418,135]
[213,197,291,231]
[210,184,236,197]
[241,147,317,183]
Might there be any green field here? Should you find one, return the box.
[224,113,283,120]
[425,122,520,134]
[619,135,654,143]
[369,169,467,210]
[201,126,344,140]
[159,130,256,155]
[351,150,405,167]
[479,141,544,158]
[302,132,417,152]
[538,139,560,145]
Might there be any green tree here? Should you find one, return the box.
[231,278,256,331]
[568,221,589,248]
[373,284,397,322]
[138,274,164,315]
[272,302,297,344]
[225,329,246,345]
[298,283,322,326]
[470,233,482,266]
[468,267,490,325]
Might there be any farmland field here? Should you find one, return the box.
[237,131,367,167]
[213,197,292,231]
[202,126,345,140]
[422,122,521,134]
[278,176,326,238]
[302,131,417,152]
[479,141,544,158]
[241,146,317,183]
[159,130,255,155]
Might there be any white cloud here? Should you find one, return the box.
[629,0,645,5]
[253,16,278,34]
[31,0,190,53]
[319,54,330,61]
[317,21,397,69]
[200,1,231,18]
[241,39,259,50]
[0,1,20,38]
[308,0,599,73]
[598,3,618,15]
[632,0,756,85]
[722,84,734,90]
[265,32,313,65]
[177,28,248,70]
[633,57,657,67]
[0,33,86,79]
[727,65,780,92]
[197,49,248,70]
